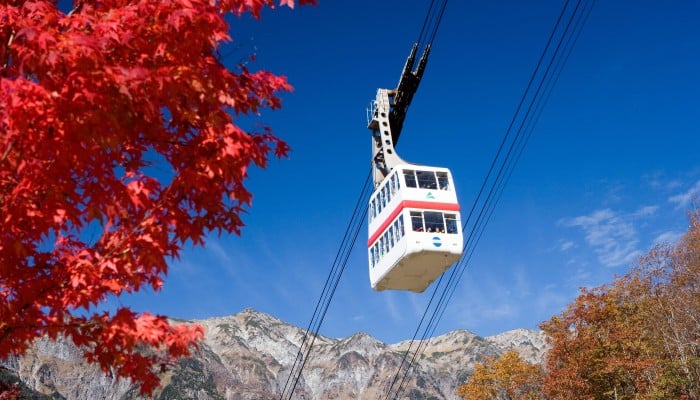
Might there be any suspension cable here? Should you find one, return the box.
[385,1,595,398]
[417,0,449,51]
[280,1,451,396]
[416,0,438,47]
[427,0,448,46]
[279,170,372,400]
[278,0,595,397]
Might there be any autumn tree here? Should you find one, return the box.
[456,350,544,400]
[1,0,313,394]
[541,208,700,400]
[634,207,700,399]
[540,277,659,399]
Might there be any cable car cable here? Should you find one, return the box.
[279,0,592,396]
[279,171,372,400]
[380,272,446,399]
[283,1,452,396]
[375,1,454,397]
[437,0,596,344]
[383,277,450,400]
[416,0,439,48]
[282,171,371,399]
[281,173,370,399]
[385,1,595,398]
[416,0,447,48]
[427,0,448,47]
[391,3,596,396]
[451,0,596,307]
[287,204,369,398]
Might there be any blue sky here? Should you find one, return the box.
[117,1,700,343]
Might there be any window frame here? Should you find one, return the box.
[403,169,417,188]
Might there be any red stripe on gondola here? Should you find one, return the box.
[367,200,460,247]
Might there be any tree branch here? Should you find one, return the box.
[2,31,14,70]
[1,140,13,164]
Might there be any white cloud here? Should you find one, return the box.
[447,277,516,328]
[478,303,516,320]
[534,289,569,316]
[669,180,700,209]
[207,240,232,263]
[383,292,402,322]
[643,172,683,191]
[666,180,684,190]
[633,205,658,217]
[643,172,663,190]
[653,230,684,246]
[513,266,532,298]
[568,267,591,282]
[559,208,644,267]
[408,294,429,318]
[558,240,575,251]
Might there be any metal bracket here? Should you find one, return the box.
[368,89,407,188]
[367,44,431,188]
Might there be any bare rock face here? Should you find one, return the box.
[485,329,549,364]
[0,309,548,399]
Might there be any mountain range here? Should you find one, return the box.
[1,308,548,399]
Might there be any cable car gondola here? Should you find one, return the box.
[368,164,462,292]
[366,44,462,293]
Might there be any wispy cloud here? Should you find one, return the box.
[408,294,428,318]
[534,289,570,317]
[633,205,658,217]
[558,240,575,251]
[383,292,402,323]
[643,172,683,191]
[653,230,684,246]
[558,207,656,267]
[513,266,532,298]
[206,240,237,278]
[567,267,592,283]
[447,276,517,330]
[448,273,576,334]
[481,303,516,319]
[669,180,700,209]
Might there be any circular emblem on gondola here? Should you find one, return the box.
[432,237,442,247]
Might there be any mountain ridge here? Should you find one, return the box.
[1,308,548,399]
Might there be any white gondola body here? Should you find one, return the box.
[367,164,463,293]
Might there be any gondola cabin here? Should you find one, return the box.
[367,164,462,292]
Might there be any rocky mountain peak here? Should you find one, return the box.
[485,329,549,364]
[2,309,549,399]
[332,332,386,359]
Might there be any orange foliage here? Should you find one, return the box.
[456,350,543,400]
[541,209,700,400]
[1,0,313,394]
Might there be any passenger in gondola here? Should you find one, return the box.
[438,176,449,190]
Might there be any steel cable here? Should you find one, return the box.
[386,1,595,398]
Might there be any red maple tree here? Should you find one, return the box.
[1,0,313,394]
